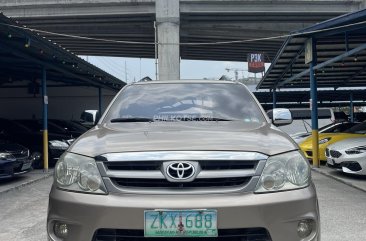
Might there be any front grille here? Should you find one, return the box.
[330,150,342,158]
[106,161,257,171]
[93,228,272,241]
[306,151,313,157]
[342,162,362,171]
[98,151,267,194]
[111,177,251,188]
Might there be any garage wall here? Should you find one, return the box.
[0,83,118,120]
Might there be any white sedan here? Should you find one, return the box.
[326,137,366,175]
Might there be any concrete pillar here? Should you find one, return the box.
[156,0,180,80]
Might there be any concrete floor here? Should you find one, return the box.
[0,171,365,241]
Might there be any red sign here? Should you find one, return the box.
[247,53,265,73]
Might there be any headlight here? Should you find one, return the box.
[255,151,310,193]
[0,152,15,160]
[49,140,69,149]
[319,138,331,144]
[345,146,366,155]
[55,152,107,194]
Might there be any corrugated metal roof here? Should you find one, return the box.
[257,9,366,90]
[0,13,125,90]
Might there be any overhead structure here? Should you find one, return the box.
[0,14,125,89]
[257,10,366,90]
[257,9,366,168]
[1,0,364,62]
[0,13,125,171]
[255,90,366,110]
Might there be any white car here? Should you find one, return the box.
[326,137,366,175]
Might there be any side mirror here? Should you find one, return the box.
[80,110,100,128]
[267,108,293,126]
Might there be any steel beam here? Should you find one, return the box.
[278,43,366,87]
[350,92,354,122]
[310,38,319,168]
[42,67,49,172]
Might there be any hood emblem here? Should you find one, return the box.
[166,162,195,180]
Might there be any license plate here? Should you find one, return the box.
[144,210,217,237]
[21,162,32,171]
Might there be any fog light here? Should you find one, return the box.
[297,219,314,238]
[54,222,68,239]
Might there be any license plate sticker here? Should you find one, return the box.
[144,210,217,237]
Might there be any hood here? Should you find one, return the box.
[69,121,298,157]
[0,140,27,153]
[328,137,366,151]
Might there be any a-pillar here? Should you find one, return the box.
[156,0,180,80]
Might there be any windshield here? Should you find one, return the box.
[320,122,358,133]
[103,83,266,123]
[345,121,366,134]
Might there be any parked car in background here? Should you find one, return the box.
[48,119,88,138]
[326,137,366,176]
[291,122,359,143]
[353,112,366,122]
[0,118,71,168]
[300,121,366,162]
[0,138,32,179]
[15,119,73,139]
[334,111,348,122]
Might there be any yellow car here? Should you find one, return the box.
[300,132,364,161]
[300,121,366,161]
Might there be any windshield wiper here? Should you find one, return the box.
[169,117,234,121]
[110,117,154,123]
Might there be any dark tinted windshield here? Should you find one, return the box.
[345,121,366,134]
[319,122,358,133]
[103,83,265,123]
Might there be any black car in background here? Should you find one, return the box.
[0,118,71,168]
[48,119,88,138]
[0,138,32,179]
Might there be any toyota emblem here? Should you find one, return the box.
[166,162,195,180]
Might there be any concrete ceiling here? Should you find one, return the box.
[1,0,365,61]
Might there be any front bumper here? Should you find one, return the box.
[301,147,327,162]
[327,155,366,175]
[0,158,32,179]
[48,184,320,241]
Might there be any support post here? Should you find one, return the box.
[42,67,48,172]
[350,92,354,122]
[98,87,103,119]
[156,0,180,80]
[310,39,319,168]
[272,89,277,109]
